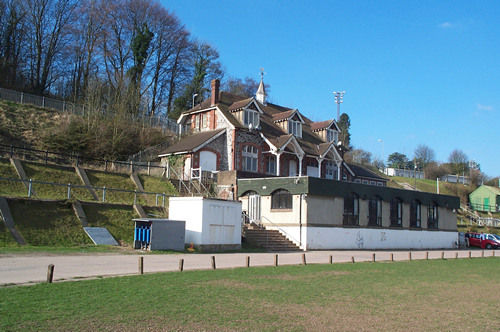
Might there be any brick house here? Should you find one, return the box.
[159,79,386,188]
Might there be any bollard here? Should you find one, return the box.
[455,252,458,259]
[302,253,307,265]
[211,256,216,270]
[481,250,484,258]
[47,264,54,283]
[178,258,184,272]
[329,255,333,264]
[391,253,394,262]
[408,252,412,261]
[274,254,279,267]
[469,251,472,258]
[351,256,355,263]
[372,253,376,262]
[494,251,496,257]
[246,256,250,268]
[138,257,144,275]
[426,251,429,260]
[441,251,445,260]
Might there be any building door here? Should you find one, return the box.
[484,197,490,211]
[200,151,217,171]
[248,194,261,223]
[183,157,191,180]
[289,160,297,176]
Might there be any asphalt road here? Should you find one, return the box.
[0,249,496,286]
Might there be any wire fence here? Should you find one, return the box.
[0,176,168,206]
[0,87,178,133]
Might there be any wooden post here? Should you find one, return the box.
[469,251,472,258]
[302,253,306,265]
[178,259,184,272]
[274,254,279,267]
[211,256,216,270]
[455,252,458,259]
[493,251,496,257]
[372,253,376,262]
[481,250,484,258]
[246,256,250,268]
[351,256,355,263]
[329,255,333,264]
[47,264,54,283]
[391,253,394,262]
[441,251,445,260]
[138,257,144,275]
[148,162,151,176]
[408,252,412,261]
[426,251,429,260]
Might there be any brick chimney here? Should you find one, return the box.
[211,79,220,106]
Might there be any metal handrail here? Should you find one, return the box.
[259,215,302,247]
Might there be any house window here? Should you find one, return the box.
[343,193,359,226]
[428,202,439,229]
[244,109,259,128]
[325,161,336,180]
[368,196,382,226]
[326,129,337,143]
[195,114,200,130]
[242,145,258,172]
[410,200,421,228]
[266,155,276,175]
[271,189,292,210]
[202,113,208,128]
[390,198,403,227]
[288,120,302,138]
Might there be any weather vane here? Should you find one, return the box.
[260,67,266,80]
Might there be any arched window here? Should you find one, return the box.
[428,202,439,229]
[368,196,382,226]
[271,189,292,210]
[343,193,359,226]
[410,200,421,228]
[390,198,403,227]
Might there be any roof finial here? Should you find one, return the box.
[256,68,266,105]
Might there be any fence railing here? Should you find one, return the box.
[0,87,178,133]
[469,202,499,213]
[0,176,168,206]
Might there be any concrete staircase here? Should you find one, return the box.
[243,223,301,251]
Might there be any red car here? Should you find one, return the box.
[465,232,500,249]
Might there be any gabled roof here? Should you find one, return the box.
[475,185,500,196]
[346,163,387,182]
[310,119,340,132]
[158,129,225,156]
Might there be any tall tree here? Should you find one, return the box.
[337,113,351,148]
[448,149,468,174]
[387,152,408,169]
[414,144,435,169]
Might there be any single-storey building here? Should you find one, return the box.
[238,176,460,250]
[469,185,500,212]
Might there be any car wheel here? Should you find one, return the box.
[486,244,492,249]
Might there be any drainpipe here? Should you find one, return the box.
[299,193,304,249]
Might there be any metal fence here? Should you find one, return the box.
[0,176,167,206]
[0,87,178,133]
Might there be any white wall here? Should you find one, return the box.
[169,197,241,246]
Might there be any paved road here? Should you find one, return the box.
[0,249,497,286]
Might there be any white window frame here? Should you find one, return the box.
[325,161,335,179]
[266,155,276,175]
[288,120,302,138]
[244,109,259,128]
[326,129,337,143]
[242,145,258,172]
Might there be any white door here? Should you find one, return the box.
[248,194,261,223]
[325,161,335,180]
[289,160,297,176]
[200,151,217,171]
[183,157,191,180]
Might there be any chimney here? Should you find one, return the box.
[211,79,220,106]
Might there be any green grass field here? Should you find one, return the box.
[22,161,94,201]
[86,170,137,204]
[0,258,499,331]
[0,158,26,197]
[82,203,137,247]
[8,199,92,246]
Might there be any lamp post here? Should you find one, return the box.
[192,93,198,109]
[377,138,384,164]
[333,91,345,121]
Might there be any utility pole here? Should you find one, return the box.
[333,91,345,121]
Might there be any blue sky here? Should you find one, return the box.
[162,0,499,177]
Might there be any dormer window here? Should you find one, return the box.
[244,109,259,128]
[326,129,337,143]
[288,120,302,138]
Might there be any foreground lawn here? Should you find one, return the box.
[1,258,499,331]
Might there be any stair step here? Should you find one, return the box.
[243,224,300,251]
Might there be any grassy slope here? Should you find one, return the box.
[0,258,499,331]
[390,176,471,196]
[8,199,92,246]
[86,170,136,204]
[0,158,25,197]
[0,219,17,246]
[22,161,94,201]
[82,203,137,247]
[138,174,177,206]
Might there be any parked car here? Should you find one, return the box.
[465,232,500,249]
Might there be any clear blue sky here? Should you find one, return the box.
[162,0,499,177]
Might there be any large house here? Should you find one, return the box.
[159,79,386,188]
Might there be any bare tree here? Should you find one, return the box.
[448,149,468,175]
[414,144,435,169]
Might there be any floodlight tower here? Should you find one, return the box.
[333,91,345,121]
